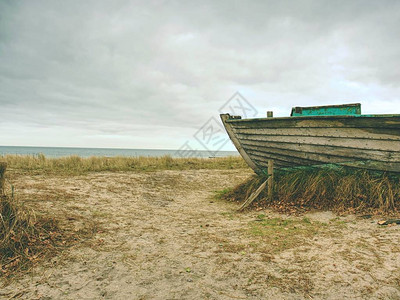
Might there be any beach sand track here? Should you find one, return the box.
[1,169,400,299]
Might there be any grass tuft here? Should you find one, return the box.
[0,163,96,280]
[0,192,64,278]
[222,167,400,213]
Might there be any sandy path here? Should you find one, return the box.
[1,169,400,299]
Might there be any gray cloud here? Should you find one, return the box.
[1,0,399,149]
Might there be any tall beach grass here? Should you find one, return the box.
[1,162,59,277]
[222,167,400,213]
[0,191,63,277]
[1,154,248,174]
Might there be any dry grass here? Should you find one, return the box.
[1,154,247,175]
[0,193,98,280]
[0,162,6,195]
[0,164,97,280]
[221,167,400,213]
[1,193,61,277]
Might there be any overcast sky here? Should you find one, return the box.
[1,0,399,151]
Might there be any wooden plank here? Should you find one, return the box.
[233,127,400,140]
[239,139,400,162]
[268,160,274,200]
[251,158,293,169]
[246,148,354,165]
[247,149,322,166]
[235,133,400,152]
[250,152,400,172]
[251,152,400,173]
[238,177,271,211]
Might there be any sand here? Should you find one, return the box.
[1,169,400,299]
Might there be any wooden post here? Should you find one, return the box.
[268,160,274,200]
[237,177,270,211]
[0,162,6,196]
[237,160,274,211]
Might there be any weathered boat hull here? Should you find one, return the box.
[220,113,400,173]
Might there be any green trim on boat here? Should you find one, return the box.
[291,103,361,117]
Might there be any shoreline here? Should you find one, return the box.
[0,146,239,159]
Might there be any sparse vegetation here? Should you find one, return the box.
[0,164,97,279]
[214,188,232,200]
[217,212,331,254]
[221,167,400,213]
[1,191,63,277]
[247,216,325,253]
[1,154,248,175]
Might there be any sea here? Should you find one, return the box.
[0,146,239,158]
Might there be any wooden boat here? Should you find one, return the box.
[220,103,400,174]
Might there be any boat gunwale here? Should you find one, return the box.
[225,114,400,123]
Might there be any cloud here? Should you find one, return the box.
[0,0,399,149]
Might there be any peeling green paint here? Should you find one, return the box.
[290,103,361,117]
